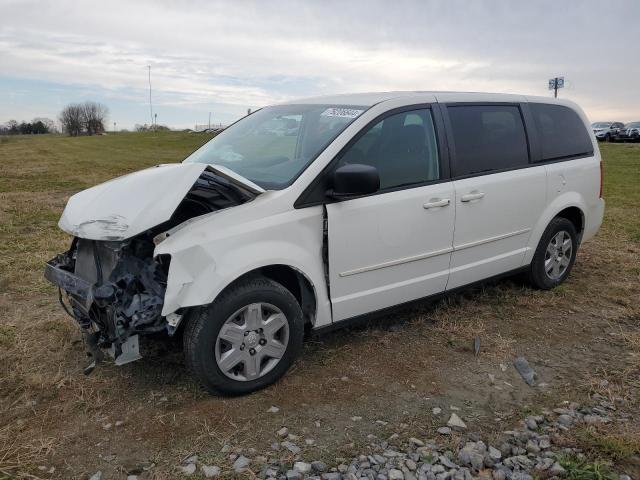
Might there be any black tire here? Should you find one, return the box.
[528,217,578,290]
[183,276,304,396]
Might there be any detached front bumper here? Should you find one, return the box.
[45,254,93,317]
[45,238,171,369]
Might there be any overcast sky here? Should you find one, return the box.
[1,0,639,129]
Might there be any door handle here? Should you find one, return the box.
[460,191,485,202]
[423,198,450,209]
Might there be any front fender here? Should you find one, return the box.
[155,205,332,327]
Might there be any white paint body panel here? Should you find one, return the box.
[447,167,547,289]
[327,182,455,321]
[58,91,604,331]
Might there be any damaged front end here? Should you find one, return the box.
[45,165,260,372]
[45,236,168,372]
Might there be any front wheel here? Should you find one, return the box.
[528,217,578,290]
[183,277,304,395]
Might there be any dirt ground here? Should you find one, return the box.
[1,135,638,479]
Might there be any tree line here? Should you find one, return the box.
[0,118,56,135]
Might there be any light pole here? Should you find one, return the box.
[113,122,116,133]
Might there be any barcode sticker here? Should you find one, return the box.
[320,107,364,119]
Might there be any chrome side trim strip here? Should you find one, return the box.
[453,228,531,252]
[338,228,531,278]
[338,247,454,277]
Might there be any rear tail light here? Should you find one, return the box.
[599,160,604,198]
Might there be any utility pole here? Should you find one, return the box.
[154,113,157,131]
[148,65,153,127]
[113,121,116,133]
[208,112,211,129]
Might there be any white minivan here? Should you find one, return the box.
[45,92,604,395]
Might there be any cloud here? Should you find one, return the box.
[1,0,639,126]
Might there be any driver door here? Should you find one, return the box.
[326,107,455,321]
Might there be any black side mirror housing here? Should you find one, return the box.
[328,164,380,199]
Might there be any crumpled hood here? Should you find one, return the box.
[59,163,263,241]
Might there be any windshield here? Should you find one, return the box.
[626,122,640,128]
[184,104,367,189]
[591,122,611,128]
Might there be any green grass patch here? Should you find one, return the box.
[559,455,617,480]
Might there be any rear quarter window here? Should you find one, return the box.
[530,103,593,161]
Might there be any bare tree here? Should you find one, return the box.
[59,104,84,136]
[81,101,108,135]
[59,101,108,136]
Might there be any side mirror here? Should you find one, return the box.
[328,164,380,199]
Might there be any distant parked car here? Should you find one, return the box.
[614,121,640,142]
[591,121,625,142]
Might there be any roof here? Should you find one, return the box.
[282,91,574,108]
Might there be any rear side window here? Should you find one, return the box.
[530,103,593,161]
[447,105,529,177]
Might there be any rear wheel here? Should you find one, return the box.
[183,277,304,395]
[528,217,578,290]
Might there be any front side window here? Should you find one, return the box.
[185,104,367,189]
[447,105,529,177]
[337,109,440,189]
[530,103,593,161]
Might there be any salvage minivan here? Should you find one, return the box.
[45,92,604,395]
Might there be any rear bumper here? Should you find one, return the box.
[583,198,605,243]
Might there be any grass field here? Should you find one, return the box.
[0,133,639,479]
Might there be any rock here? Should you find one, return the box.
[525,418,537,430]
[539,437,551,449]
[548,462,566,476]
[534,458,554,471]
[351,416,363,421]
[267,406,280,413]
[409,438,425,447]
[126,476,138,480]
[513,357,536,386]
[619,476,631,480]
[179,464,196,475]
[488,446,502,461]
[492,470,506,480]
[389,469,404,480]
[405,459,417,471]
[447,413,467,430]
[294,462,312,474]
[558,414,573,426]
[305,438,316,445]
[322,474,342,480]
[115,420,125,427]
[277,427,289,437]
[282,441,301,454]
[202,465,221,478]
[184,455,198,464]
[89,472,103,480]
[102,423,112,430]
[439,456,458,469]
[525,440,540,453]
[432,407,442,415]
[233,456,250,472]
[437,427,452,435]
[287,470,303,480]
[312,461,328,472]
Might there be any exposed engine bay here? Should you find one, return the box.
[45,167,257,372]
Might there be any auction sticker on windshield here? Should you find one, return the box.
[320,107,364,118]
